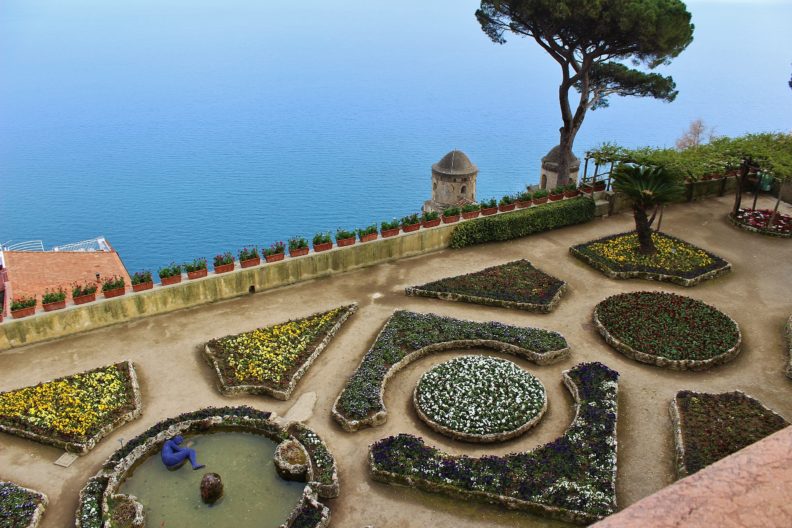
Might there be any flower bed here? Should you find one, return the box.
[729,208,792,238]
[0,361,141,453]
[332,310,568,431]
[369,362,619,525]
[76,406,337,528]
[670,391,789,478]
[205,305,356,400]
[594,292,741,370]
[570,231,731,286]
[405,259,566,313]
[414,355,546,442]
[0,481,48,528]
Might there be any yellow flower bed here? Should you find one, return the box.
[217,306,347,385]
[586,232,714,272]
[0,364,132,440]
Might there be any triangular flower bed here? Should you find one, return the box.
[204,304,357,400]
[0,480,48,528]
[0,361,141,454]
[670,390,789,477]
[369,362,619,525]
[405,260,566,313]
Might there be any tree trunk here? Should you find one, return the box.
[557,127,578,187]
[732,158,750,217]
[634,205,656,255]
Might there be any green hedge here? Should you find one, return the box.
[449,197,595,248]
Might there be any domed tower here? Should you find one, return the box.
[423,150,478,213]
[540,146,580,190]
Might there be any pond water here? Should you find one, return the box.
[118,432,305,528]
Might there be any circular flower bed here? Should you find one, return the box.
[730,208,792,238]
[413,356,546,442]
[594,292,741,370]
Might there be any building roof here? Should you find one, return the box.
[432,150,478,176]
[542,145,580,170]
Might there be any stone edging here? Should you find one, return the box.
[404,282,567,313]
[0,481,48,528]
[593,306,742,371]
[204,304,357,400]
[331,312,570,432]
[728,213,792,238]
[569,245,732,287]
[785,316,792,380]
[368,366,618,525]
[0,361,142,454]
[274,439,311,480]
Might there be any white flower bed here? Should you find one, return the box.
[415,356,546,440]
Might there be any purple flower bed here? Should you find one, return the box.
[0,481,47,528]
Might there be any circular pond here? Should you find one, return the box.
[413,355,546,442]
[594,291,741,370]
[119,432,304,528]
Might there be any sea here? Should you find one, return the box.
[1,0,791,273]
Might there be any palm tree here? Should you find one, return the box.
[611,164,683,254]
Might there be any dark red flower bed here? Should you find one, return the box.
[733,208,792,235]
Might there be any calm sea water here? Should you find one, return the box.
[1,0,790,274]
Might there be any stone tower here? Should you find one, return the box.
[423,150,478,213]
[540,145,580,190]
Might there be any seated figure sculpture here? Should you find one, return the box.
[161,435,205,470]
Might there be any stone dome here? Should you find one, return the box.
[541,145,580,170]
[432,150,478,176]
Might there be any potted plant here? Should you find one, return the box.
[10,295,36,319]
[158,263,183,286]
[185,258,208,280]
[131,271,154,292]
[213,252,234,274]
[564,183,580,198]
[481,198,498,216]
[461,203,481,219]
[72,283,98,304]
[594,180,607,191]
[533,189,549,204]
[336,228,356,247]
[265,241,287,262]
[239,247,261,268]
[42,288,67,312]
[581,181,595,194]
[516,190,533,208]
[288,237,309,257]
[313,232,333,252]
[400,213,421,233]
[102,275,126,298]
[358,224,378,242]
[549,186,564,201]
[421,211,441,228]
[442,206,461,223]
[381,219,400,238]
[499,195,516,212]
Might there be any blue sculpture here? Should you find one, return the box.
[161,435,205,470]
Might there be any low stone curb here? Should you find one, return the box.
[0,361,142,454]
[280,487,331,528]
[593,307,742,371]
[204,304,357,400]
[332,312,569,432]
[569,245,732,287]
[405,282,566,313]
[728,213,792,238]
[785,316,792,380]
[0,481,48,528]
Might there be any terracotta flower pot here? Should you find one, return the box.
[548,193,563,201]
[132,282,154,292]
[337,237,356,247]
[442,215,460,224]
[360,232,378,242]
[73,292,97,304]
[187,269,208,280]
[266,252,286,262]
[240,257,261,268]
[498,203,516,212]
[481,207,498,216]
[289,247,309,257]
[564,190,580,198]
[313,242,333,252]
[214,263,234,274]
[160,275,182,286]
[103,287,126,298]
[594,182,607,191]
[43,300,67,312]
[421,219,441,228]
[533,197,549,204]
[402,223,421,233]
[11,306,35,319]
[461,210,480,219]
[381,228,400,238]
[516,200,532,209]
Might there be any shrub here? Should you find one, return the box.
[101,275,125,292]
[213,252,233,267]
[11,296,36,311]
[42,288,67,304]
[421,211,439,222]
[264,241,286,256]
[238,246,259,261]
[335,228,356,241]
[551,186,565,195]
[381,219,400,231]
[357,224,378,238]
[499,195,514,206]
[443,206,460,217]
[481,198,497,208]
[533,189,549,199]
[288,237,308,251]
[131,271,153,285]
[313,232,332,245]
[72,283,98,297]
[449,196,595,248]
[158,263,182,279]
[516,190,532,201]
[400,213,420,227]
[462,203,481,212]
[184,258,207,273]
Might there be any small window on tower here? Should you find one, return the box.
[461,185,467,194]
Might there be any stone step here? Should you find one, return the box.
[594,199,611,217]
